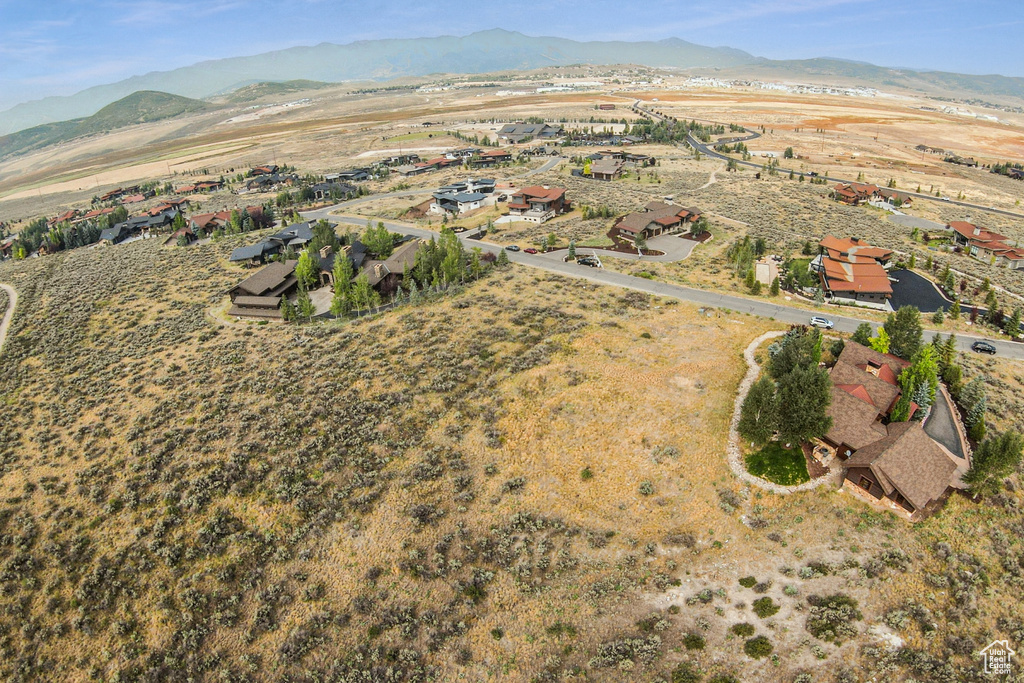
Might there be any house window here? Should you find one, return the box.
[858,476,872,492]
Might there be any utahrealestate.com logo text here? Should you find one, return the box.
[981,640,1015,675]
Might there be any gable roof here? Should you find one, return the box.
[231,260,298,297]
[844,421,957,510]
[826,385,889,451]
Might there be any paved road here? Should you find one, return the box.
[304,213,1024,362]
[0,283,17,358]
[889,215,946,232]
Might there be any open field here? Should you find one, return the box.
[0,233,1021,681]
[1,65,1024,681]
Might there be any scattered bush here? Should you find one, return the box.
[744,635,773,659]
[731,623,755,637]
[752,597,780,619]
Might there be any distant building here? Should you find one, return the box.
[614,201,702,242]
[497,123,564,144]
[949,221,1024,269]
[507,186,569,224]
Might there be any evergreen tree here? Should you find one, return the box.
[496,249,510,267]
[769,277,780,297]
[932,308,944,325]
[280,296,296,322]
[768,328,822,380]
[330,254,354,317]
[883,306,923,360]
[568,240,577,260]
[738,376,778,446]
[776,366,833,445]
[964,430,1024,496]
[949,298,961,320]
[851,322,873,346]
[1005,308,1021,338]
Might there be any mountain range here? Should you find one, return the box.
[1,29,1023,137]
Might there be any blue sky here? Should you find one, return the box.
[1,0,1022,106]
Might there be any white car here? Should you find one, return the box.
[809,316,834,330]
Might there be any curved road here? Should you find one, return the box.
[0,283,17,358]
[298,210,1024,362]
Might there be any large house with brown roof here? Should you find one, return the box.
[813,236,894,305]
[949,221,1024,269]
[614,202,703,242]
[507,186,569,224]
[227,260,299,319]
[823,342,964,518]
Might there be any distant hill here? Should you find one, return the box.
[2,29,1023,136]
[0,30,757,135]
[217,80,336,104]
[0,91,211,159]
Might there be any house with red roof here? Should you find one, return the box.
[614,201,703,242]
[948,221,1024,269]
[813,236,894,305]
[832,182,880,205]
[507,186,569,224]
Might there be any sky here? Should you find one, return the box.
[1,0,1022,107]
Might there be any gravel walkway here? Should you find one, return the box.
[0,283,17,358]
[727,331,845,494]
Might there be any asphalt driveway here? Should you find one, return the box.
[888,269,951,313]
[924,388,966,461]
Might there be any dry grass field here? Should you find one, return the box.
[0,234,1021,682]
[2,66,1024,682]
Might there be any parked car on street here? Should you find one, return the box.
[524,248,538,254]
[505,245,520,251]
[809,316,834,330]
[971,340,997,355]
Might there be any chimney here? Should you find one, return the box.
[542,185,550,190]
[320,245,333,259]
[374,263,385,278]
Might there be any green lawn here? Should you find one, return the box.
[745,442,810,486]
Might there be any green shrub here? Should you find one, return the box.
[671,663,702,683]
[708,675,739,683]
[491,628,504,640]
[683,633,706,650]
[806,594,862,644]
[738,576,757,588]
[580,466,593,480]
[752,597,780,618]
[730,623,755,637]
[744,635,773,659]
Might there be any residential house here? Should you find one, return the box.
[362,238,429,294]
[0,236,16,259]
[507,186,569,224]
[832,182,881,205]
[74,207,117,224]
[431,192,488,215]
[327,169,370,183]
[227,260,299,319]
[228,221,315,264]
[191,206,267,236]
[49,209,81,227]
[107,209,180,241]
[178,180,224,194]
[812,235,894,305]
[823,342,961,518]
[877,188,912,206]
[948,221,1024,269]
[242,173,297,193]
[310,181,357,201]
[588,158,624,181]
[163,225,196,246]
[469,149,513,168]
[497,123,564,143]
[99,223,131,245]
[248,164,279,177]
[613,201,703,242]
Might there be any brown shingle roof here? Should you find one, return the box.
[825,386,888,451]
[231,260,298,297]
[844,422,957,510]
